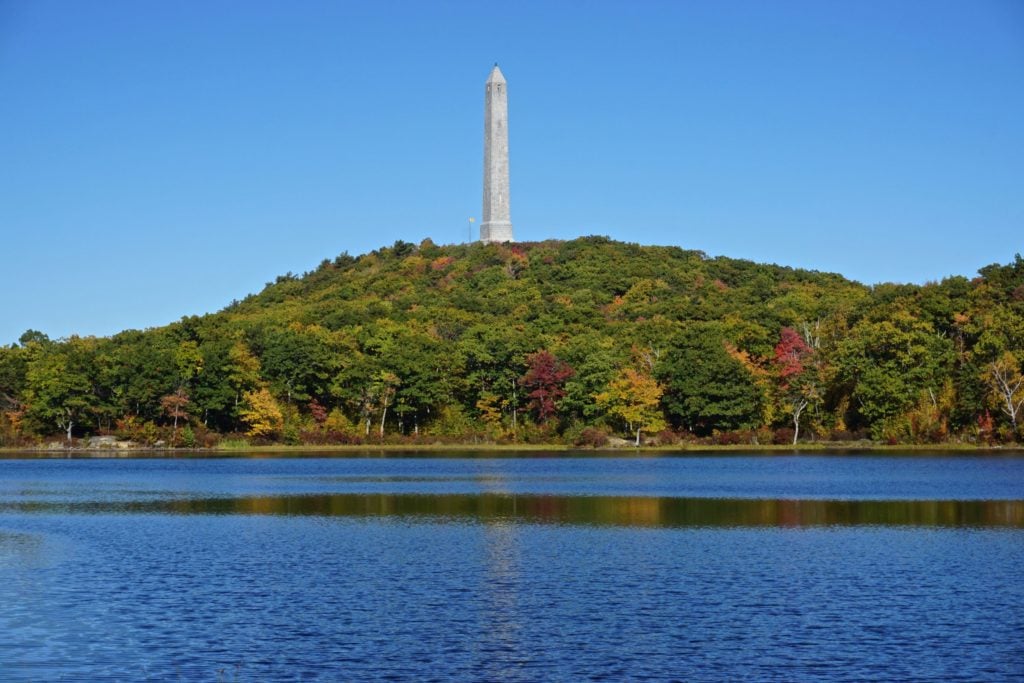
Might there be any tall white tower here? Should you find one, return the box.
[481,64,514,243]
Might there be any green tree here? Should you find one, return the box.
[835,311,954,438]
[456,323,533,433]
[23,337,96,442]
[104,330,178,423]
[261,324,339,404]
[658,328,763,435]
[0,344,28,445]
[0,344,28,412]
[560,333,625,422]
[187,338,236,431]
[18,329,50,346]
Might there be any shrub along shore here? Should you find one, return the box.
[2,441,1018,458]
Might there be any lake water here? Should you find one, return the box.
[1,454,1022,681]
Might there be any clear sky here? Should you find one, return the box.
[1,0,1022,344]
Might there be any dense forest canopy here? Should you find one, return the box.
[1,237,1022,447]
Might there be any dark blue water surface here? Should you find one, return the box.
[1,454,1022,681]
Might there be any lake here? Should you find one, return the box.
[1,454,1022,681]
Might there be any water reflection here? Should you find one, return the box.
[482,521,525,678]
[0,530,42,555]
[4,494,1022,528]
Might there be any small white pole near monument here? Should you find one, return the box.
[468,216,475,243]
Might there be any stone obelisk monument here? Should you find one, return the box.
[480,64,514,243]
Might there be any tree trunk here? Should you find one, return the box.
[511,379,518,436]
[635,427,641,447]
[992,362,1024,429]
[379,400,389,438]
[792,399,808,445]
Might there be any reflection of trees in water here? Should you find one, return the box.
[9,495,1024,528]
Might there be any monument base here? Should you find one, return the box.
[480,221,514,244]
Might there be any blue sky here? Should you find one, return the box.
[1,0,1022,344]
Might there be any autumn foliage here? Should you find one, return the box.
[521,351,574,424]
[773,327,812,386]
[0,239,1022,447]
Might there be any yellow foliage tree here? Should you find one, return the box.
[324,408,355,435]
[226,339,262,411]
[475,390,505,437]
[0,407,24,445]
[240,388,284,439]
[595,368,666,446]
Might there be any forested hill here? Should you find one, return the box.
[2,236,1023,447]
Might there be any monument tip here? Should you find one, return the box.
[486,64,506,84]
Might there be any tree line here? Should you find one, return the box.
[1,237,1022,447]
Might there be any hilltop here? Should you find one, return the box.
[1,237,1022,447]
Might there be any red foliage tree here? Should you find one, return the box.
[308,398,328,425]
[521,351,574,423]
[773,327,812,385]
[772,326,820,444]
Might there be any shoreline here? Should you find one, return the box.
[2,442,1023,458]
